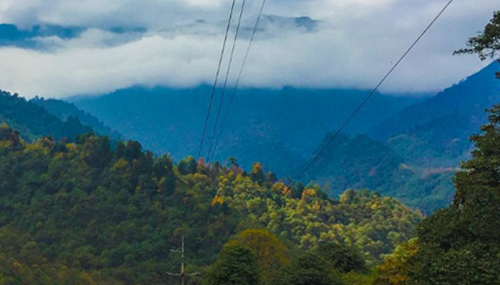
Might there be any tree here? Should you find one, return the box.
[226,157,238,168]
[178,156,198,175]
[232,229,288,284]
[0,123,20,144]
[316,243,367,273]
[408,106,500,284]
[270,252,342,285]
[375,239,419,285]
[203,244,260,285]
[80,135,112,168]
[0,123,22,152]
[250,163,266,184]
[455,11,500,77]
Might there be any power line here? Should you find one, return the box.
[212,0,268,155]
[207,0,247,162]
[295,0,455,181]
[197,0,237,160]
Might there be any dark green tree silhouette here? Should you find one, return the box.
[271,253,342,285]
[203,244,260,285]
[410,105,500,284]
[316,243,367,273]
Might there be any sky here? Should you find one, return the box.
[0,0,498,98]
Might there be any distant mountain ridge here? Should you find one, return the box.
[0,90,93,141]
[70,86,420,174]
[371,62,500,140]
[369,61,500,167]
[303,62,500,212]
[42,62,498,213]
[31,97,122,140]
[0,89,123,143]
[303,133,455,213]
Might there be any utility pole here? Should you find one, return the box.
[166,235,199,285]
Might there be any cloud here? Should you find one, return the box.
[0,0,497,98]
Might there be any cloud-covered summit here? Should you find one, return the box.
[0,0,497,98]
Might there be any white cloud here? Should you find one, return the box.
[0,0,497,98]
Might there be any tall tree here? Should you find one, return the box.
[316,243,367,273]
[270,252,342,285]
[409,100,500,284]
[232,229,289,284]
[203,244,260,285]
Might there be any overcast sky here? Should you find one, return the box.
[0,0,498,98]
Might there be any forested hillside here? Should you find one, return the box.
[302,134,454,213]
[370,61,500,167]
[0,124,421,285]
[0,90,93,141]
[31,97,122,140]
[301,63,500,213]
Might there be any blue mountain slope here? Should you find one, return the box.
[370,61,500,167]
[70,86,419,175]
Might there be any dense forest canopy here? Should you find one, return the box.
[0,123,421,285]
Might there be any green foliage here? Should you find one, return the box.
[203,244,260,285]
[340,271,377,285]
[250,163,266,185]
[375,239,419,285]
[270,252,342,285]
[0,126,421,284]
[394,104,500,284]
[315,243,367,273]
[230,229,289,285]
[178,156,198,175]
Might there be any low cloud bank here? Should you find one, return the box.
[0,0,495,98]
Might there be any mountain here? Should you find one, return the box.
[377,95,500,285]
[31,97,122,140]
[302,63,500,213]
[302,133,455,213]
[303,134,411,194]
[0,90,94,141]
[65,63,500,214]
[0,127,421,285]
[69,86,420,175]
[370,61,500,167]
